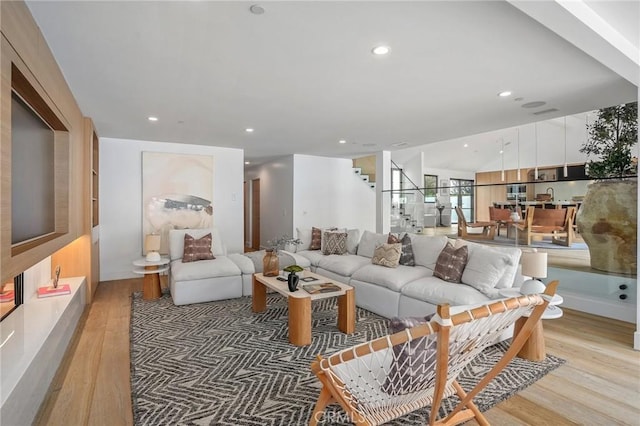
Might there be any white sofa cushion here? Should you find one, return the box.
[317,254,371,277]
[351,264,432,292]
[346,229,360,255]
[171,256,240,281]
[169,228,225,260]
[410,235,449,270]
[296,228,312,251]
[227,253,255,274]
[455,240,521,293]
[357,230,388,258]
[296,250,326,267]
[400,276,492,306]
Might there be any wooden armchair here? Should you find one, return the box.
[489,206,521,236]
[455,206,496,240]
[513,206,576,246]
[309,282,559,426]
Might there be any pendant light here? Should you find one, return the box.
[516,128,521,181]
[563,116,568,178]
[534,122,539,180]
[501,138,505,182]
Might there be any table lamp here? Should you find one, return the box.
[520,250,547,294]
[145,234,161,262]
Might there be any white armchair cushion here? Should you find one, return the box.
[169,228,225,260]
[171,257,240,281]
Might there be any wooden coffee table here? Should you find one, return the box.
[252,272,356,346]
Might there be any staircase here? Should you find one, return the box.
[353,167,376,189]
[353,155,377,190]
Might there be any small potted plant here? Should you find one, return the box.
[283,264,304,291]
[274,235,303,253]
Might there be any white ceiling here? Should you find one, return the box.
[25,1,639,167]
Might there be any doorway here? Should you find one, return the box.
[251,178,260,250]
[449,178,474,222]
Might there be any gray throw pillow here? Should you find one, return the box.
[382,314,437,395]
[387,233,416,266]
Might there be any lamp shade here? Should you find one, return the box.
[521,251,547,279]
[145,234,161,252]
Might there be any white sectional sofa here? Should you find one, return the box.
[167,227,523,321]
[294,229,524,319]
[169,228,246,305]
[168,228,311,305]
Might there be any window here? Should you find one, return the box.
[424,174,438,202]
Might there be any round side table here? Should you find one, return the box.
[500,289,563,361]
[133,257,170,300]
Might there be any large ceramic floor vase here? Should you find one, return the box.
[576,180,637,275]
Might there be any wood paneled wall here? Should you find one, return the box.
[1,1,94,299]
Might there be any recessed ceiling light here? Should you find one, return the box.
[463,143,469,148]
[245,161,250,165]
[339,139,347,144]
[245,128,254,133]
[148,116,158,122]
[498,91,512,97]
[372,45,390,56]
[499,150,504,154]
[249,4,264,14]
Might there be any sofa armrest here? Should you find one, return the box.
[227,253,255,275]
[280,251,312,269]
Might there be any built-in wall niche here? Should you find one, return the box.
[9,63,69,256]
[0,273,23,322]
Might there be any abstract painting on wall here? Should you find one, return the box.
[142,152,214,255]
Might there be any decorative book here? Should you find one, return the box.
[37,284,71,298]
[303,283,341,294]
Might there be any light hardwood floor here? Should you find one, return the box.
[35,279,639,426]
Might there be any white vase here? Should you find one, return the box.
[284,243,297,253]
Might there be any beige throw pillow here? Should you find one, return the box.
[371,243,402,268]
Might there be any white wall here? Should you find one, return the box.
[293,155,376,233]
[99,138,244,281]
[244,156,295,245]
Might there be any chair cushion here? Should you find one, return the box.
[400,277,492,306]
[182,233,215,262]
[171,256,241,281]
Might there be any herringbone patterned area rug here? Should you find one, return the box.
[130,293,565,425]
